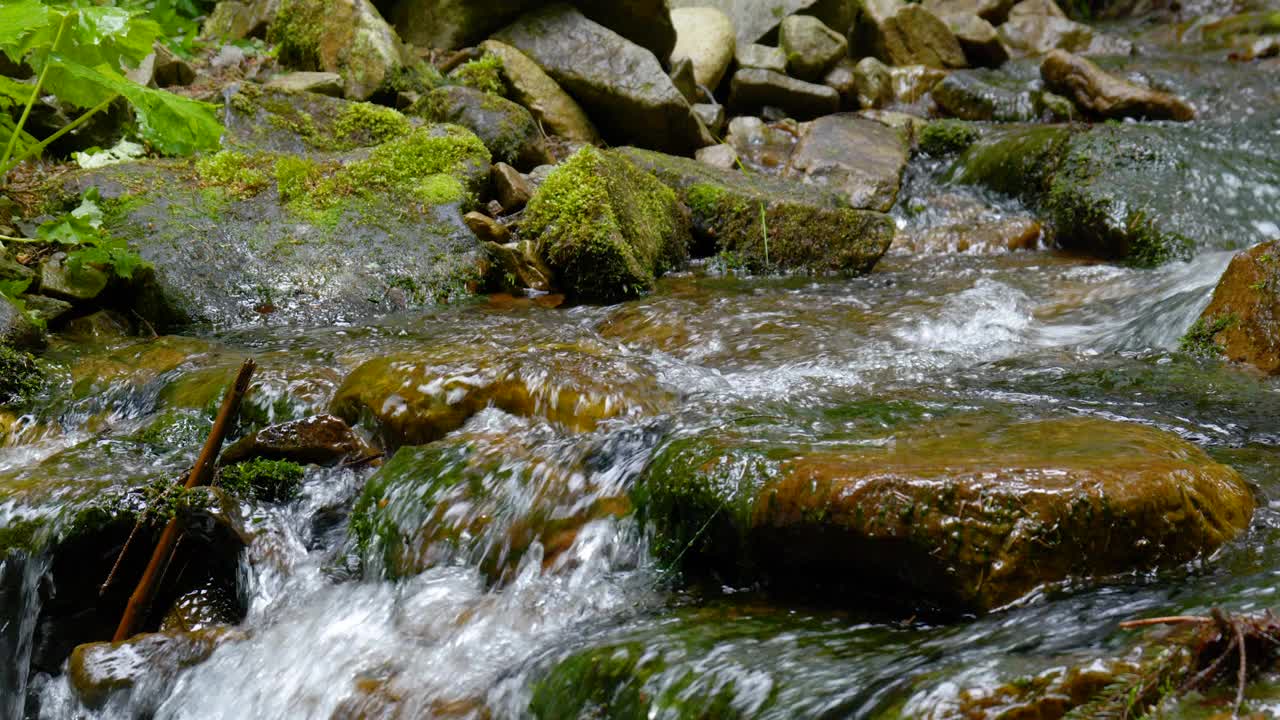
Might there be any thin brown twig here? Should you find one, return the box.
[1119,615,1214,629]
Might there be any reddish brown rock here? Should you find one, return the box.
[1041,50,1195,122]
[1188,240,1280,373]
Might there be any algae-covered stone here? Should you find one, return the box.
[223,86,414,155]
[0,294,42,350]
[948,115,1280,265]
[0,344,42,408]
[930,67,1056,122]
[522,147,690,303]
[330,341,671,448]
[493,5,713,155]
[785,114,910,212]
[267,0,405,100]
[410,85,551,170]
[1187,241,1280,374]
[349,428,632,582]
[638,414,1254,612]
[620,147,894,275]
[66,124,492,328]
[479,40,601,144]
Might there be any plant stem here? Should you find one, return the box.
[0,234,41,243]
[0,11,72,176]
[0,95,118,177]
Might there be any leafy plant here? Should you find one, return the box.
[0,188,149,283]
[0,0,222,178]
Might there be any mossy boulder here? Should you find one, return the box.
[492,4,713,155]
[638,413,1254,613]
[522,147,691,303]
[0,344,42,408]
[410,85,550,170]
[1185,241,1280,374]
[222,86,415,156]
[348,427,631,582]
[267,0,405,100]
[329,341,671,449]
[478,40,601,144]
[62,124,492,328]
[948,113,1280,265]
[619,147,894,275]
[0,294,43,350]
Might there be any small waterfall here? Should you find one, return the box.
[0,551,49,719]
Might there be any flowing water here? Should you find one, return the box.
[4,137,1280,719]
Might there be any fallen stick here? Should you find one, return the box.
[111,359,256,642]
[1119,615,1214,629]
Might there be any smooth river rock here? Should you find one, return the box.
[785,113,910,212]
[1190,240,1280,374]
[1041,49,1195,121]
[671,7,737,90]
[478,40,601,144]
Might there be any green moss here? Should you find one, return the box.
[412,174,466,205]
[449,53,506,95]
[268,0,324,70]
[523,147,688,302]
[218,458,305,502]
[686,183,729,218]
[273,155,321,204]
[1180,313,1238,356]
[344,125,490,197]
[919,120,982,157]
[0,344,42,408]
[332,102,412,149]
[196,150,271,199]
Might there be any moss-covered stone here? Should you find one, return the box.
[448,52,506,95]
[638,413,1254,613]
[1186,241,1280,373]
[0,344,43,408]
[267,0,404,100]
[224,87,411,155]
[918,119,983,157]
[620,147,894,276]
[349,430,631,582]
[522,147,690,303]
[409,85,548,170]
[217,458,305,502]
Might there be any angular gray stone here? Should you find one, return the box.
[265,71,345,97]
[785,114,910,211]
[493,4,713,155]
[40,253,108,302]
[479,40,601,144]
[728,68,840,120]
[998,15,1132,56]
[491,162,533,212]
[695,143,739,169]
[856,0,968,69]
[780,15,849,81]
[735,43,787,72]
[923,0,1017,23]
[671,6,736,90]
[670,0,821,45]
[22,295,73,325]
[670,57,700,103]
[692,103,727,135]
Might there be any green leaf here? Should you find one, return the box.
[0,0,51,61]
[48,56,223,155]
[0,114,39,158]
[36,189,104,245]
[0,278,31,301]
[67,236,148,280]
[0,75,31,107]
[20,6,161,108]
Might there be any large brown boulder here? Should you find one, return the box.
[1185,241,1280,374]
[640,413,1255,612]
[1041,50,1195,122]
[492,4,712,154]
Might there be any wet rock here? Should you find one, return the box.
[735,43,787,73]
[856,0,968,69]
[1041,50,1195,121]
[931,68,1048,121]
[998,15,1132,57]
[22,295,74,326]
[0,294,43,350]
[949,115,1280,265]
[481,239,554,292]
[691,103,726,136]
[478,40,600,145]
[203,0,269,40]
[69,628,244,709]
[222,86,413,155]
[639,414,1254,612]
[264,71,346,97]
[491,162,532,212]
[672,7,736,90]
[780,15,849,81]
[852,56,894,109]
[620,147,895,275]
[899,216,1043,253]
[0,253,35,283]
[221,414,375,466]
[40,252,108,302]
[727,68,840,120]
[821,57,858,109]
[267,0,405,100]
[725,116,801,173]
[924,0,1017,23]
[917,118,983,156]
[349,428,633,582]
[521,147,690,303]
[66,123,491,328]
[1188,241,1280,374]
[942,12,1010,67]
[695,143,738,169]
[671,0,823,45]
[464,211,512,243]
[330,342,670,447]
[785,114,910,212]
[410,85,551,170]
[492,5,713,155]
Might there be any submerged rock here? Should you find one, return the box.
[69,628,244,709]
[621,147,895,275]
[330,342,671,448]
[639,414,1254,612]
[349,426,632,582]
[221,414,374,465]
[1187,241,1280,374]
[785,114,910,212]
[493,5,712,155]
[1041,50,1195,121]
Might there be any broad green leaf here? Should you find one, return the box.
[36,210,100,246]
[48,56,223,155]
[0,278,32,300]
[29,7,161,108]
[0,75,31,107]
[0,115,39,159]
[0,0,51,61]
[68,236,148,280]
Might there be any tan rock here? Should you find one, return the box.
[1188,240,1280,373]
[671,7,737,90]
[1041,50,1195,121]
[479,40,602,144]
